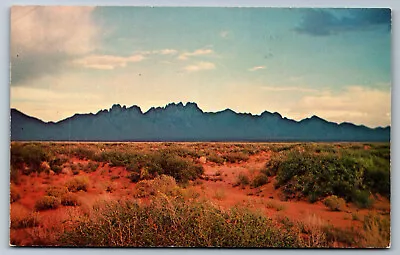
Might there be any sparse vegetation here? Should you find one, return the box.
[61,193,80,206]
[65,176,89,192]
[233,173,250,187]
[60,195,302,247]
[34,196,61,211]
[10,185,21,203]
[323,195,346,211]
[251,173,269,188]
[10,206,39,229]
[265,144,390,205]
[266,200,286,211]
[223,152,249,163]
[9,142,390,247]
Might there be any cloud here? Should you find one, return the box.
[295,8,391,36]
[220,31,229,38]
[261,86,317,93]
[289,86,391,127]
[184,62,215,72]
[158,49,178,55]
[10,6,99,85]
[249,66,266,71]
[178,49,214,60]
[73,54,145,70]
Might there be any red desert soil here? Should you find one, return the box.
[10,151,390,245]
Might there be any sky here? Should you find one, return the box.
[10,7,391,128]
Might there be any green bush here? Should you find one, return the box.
[147,152,204,183]
[10,143,49,174]
[73,147,96,160]
[34,196,61,211]
[352,190,373,209]
[265,144,390,202]
[222,152,249,163]
[233,173,250,187]
[323,195,346,211]
[86,162,99,173]
[207,153,224,164]
[49,157,67,174]
[251,173,269,188]
[59,196,302,247]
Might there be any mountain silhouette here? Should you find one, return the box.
[10,102,390,142]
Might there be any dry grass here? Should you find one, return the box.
[265,200,286,211]
[213,188,226,201]
[10,204,40,229]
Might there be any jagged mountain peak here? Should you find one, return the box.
[10,102,390,142]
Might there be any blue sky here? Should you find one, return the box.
[10,7,391,127]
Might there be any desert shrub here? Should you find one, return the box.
[46,186,68,197]
[352,190,373,209]
[49,157,67,174]
[10,166,21,184]
[207,153,224,164]
[134,175,181,198]
[10,185,21,203]
[147,152,204,183]
[128,172,141,183]
[269,144,297,153]
[60,196,302,247]
[99,150,141,167]
[213,189,226,200]
[65,176,89,192]
[222,152,249,163]
[265,201,285,211]
[34,196,61,211]
[61,193,80,206]
[362,213,390,248]
[10,209,39,229]
[110,175,120,180]
[86,162,99,173]
[134,180,155,198]
[251,173,269,188]
[73,147,96,160]
[162,146,200,159]
[265,145,390,202]
[323,195,346,211]
[264,152,288,177]
[10,143,49,174]
[233,173,250,187]
[321,225,360,247]
[70,163,77,171]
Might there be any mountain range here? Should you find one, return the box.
[10,102,390,142]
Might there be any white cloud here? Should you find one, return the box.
[10,6,99,84]
[73,54,145,70]
[220,31,229,38]
[249,66,266,71]
[158,49,178,55]
[289,86,391,127]
[261,86,317,93]
[11,6,98,56]
[184,62,216,72]
[178,49,214,60]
